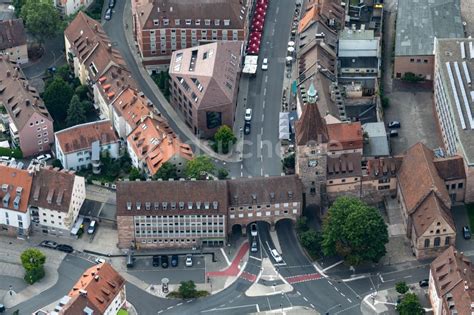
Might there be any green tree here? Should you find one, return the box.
[12,0,27,16]
[217,168,229,180]
[52,159,63,169]
[20,0,63,45]
[395,281,409,295]
[129,167,144,181]
[178,280,198,299]
[184,156,215,179]
[282,153,295,170]
[296,216,309,233]
[212,125,237,154]
[75,85,89,101]
[396,293,425,315]
[56,65,72,83]
[43,76,74,123]
[66,95,87,127]
[322,197,389,266]
[153,162,178,180]
[21,248,46,284]
[300,230,322,257]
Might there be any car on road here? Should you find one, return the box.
[245,108,252,121]
[388,121,401,128]
[250,238,259,253]
[105,8,112,20]
[152,255,160,267]
[244,122,251,135]
[39,240,58,249]
[108,0,115,8]
[250,223,258,237]
[0,156,14,163]
[171,255,179,267]
[419,279,429,287]
[185,255,193,267]
[261,58,268,70]
[271,249,283,263]
[87,220,97,234]
[95,258,105,264]
[0,303,5,313]
[36,153,51,162]
[389,130,399,137]
[463,226,471,240]
[56,244,74,253]
[161,255,169,268]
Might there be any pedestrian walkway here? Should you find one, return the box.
[241,271,258,282]
[285,273,321,284]
[206,241,249,277]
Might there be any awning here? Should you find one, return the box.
[70,216,84,235]
[279,112,290,140]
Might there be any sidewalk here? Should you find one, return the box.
[246,258,293,297]
[121,0,240,163]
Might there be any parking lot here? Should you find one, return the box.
[452,205,474,256]
[384,86,442,155]
[127,255,206,284]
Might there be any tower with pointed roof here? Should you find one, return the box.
[295,80,328,211]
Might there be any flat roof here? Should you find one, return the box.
[435,38,474,164]
[395,0,464,56]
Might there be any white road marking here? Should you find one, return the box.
[187,300,193,303]
[264,88,267,96]
[260,168,263,176]
[347,298,352,303]
[202,305,260,313]
[328,281,333,286]
[303,297,308,302]
[241,164,243,169]
[250,256,262,261]
[177,303,183,306]
[240,171,243,176]
[262,100,266,109]
[342,275,369,282]
[297,291,301,296]
[341,293,346,297]
[157,311,163,314]
[265,76,268,83]
[220,248,231,266]
[262,114,264,121]
[266,297,272,310]
[167,306,174,310]
[310,304,315,308]
[256,304,260,312]
[403,275,412,279]
[276,7,280,14]
[334,287,339,292]
[322,260,343,272]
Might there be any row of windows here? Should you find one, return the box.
[424,236,450,248]
[229,209,297,219]
[136,229,224,235]
[29,119,46,127]
[153,18,231,27]
[139,238,198,244]
[446,182,463,190]
[410,58,429,64]
[229,202,298,211]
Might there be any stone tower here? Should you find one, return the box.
[295,81,328,210]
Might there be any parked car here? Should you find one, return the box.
[0,156,14,163]
[108,0,115,8]
[389,130,399,137]
[171,255,179,267]
[419,279,429,287]
[244,122,251,135]
[57,244,74,253]
[271,249,282,263]
[36,153,51,162]
[463,226,471,239]
[250,238,259,253]
[185,255,193,267]
[87,220,97,234]
[245,108,252,121]
[152,255,160,267]
[250,223,258,237]
[104,8,112,20]
[261,58,268,70]
[39,240,58,249]
[0,303,5,313]
[388,121,401,128]
[161,255,169,268]
[95,258,105,264]
[127,252,135,268]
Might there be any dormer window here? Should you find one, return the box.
[126,202,132,210]
[195,19,201,25]
[214,19,220,26]
[204,202,210,210]
[145,202,151,210]
[179,202,185,210]
[163,19,169,26]
[154,202,160,210]
[162,202,168,210]
[188,202,193,210]
[175,19,180,25]
[136,202,141,210]
[224,19,230,26]
[171,202,176,210]
[153,19,159,26]
[185,19,192,25]
[205,19,211,26]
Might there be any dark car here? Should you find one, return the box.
[171,255,179,267]
[463,226,471,239]
[39,240,58,249]
[244,122,251,135]
[108,0,115,8]
[389,130,399,137]
[161,255,169,268]
[152,255,160,267]
[56,244,74,253]
[419,279,429,287]
[388,121,401,128]
[250,237,259,253]
[0,303,5,313]
[104,8,112,20]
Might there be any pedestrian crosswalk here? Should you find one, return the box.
[285,273,321,284]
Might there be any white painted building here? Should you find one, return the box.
[54,0,94,16]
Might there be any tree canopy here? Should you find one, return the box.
[322,196,389,265]
[153,162,178,180]
[178,280,198,299]
[212,125,237,154]
[396,293,425,315]
[43,76,74,124]
[395,281,409,295]
[21,248,46,284]
[66,95,87,127]
[20,0,63,44]
[184,156,215,179]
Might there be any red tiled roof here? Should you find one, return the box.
[326,122,363,151]
[0,165,33,213]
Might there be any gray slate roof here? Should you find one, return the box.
[395,0,464,56]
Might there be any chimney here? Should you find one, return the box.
[6,70,11,77]
[25,99,30,106]
[86,37,89,45]
[94,275,100,281]
[94,24,98,31]
[107,43,112,53]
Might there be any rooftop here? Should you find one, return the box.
[0,19,26,50]
[326,121,363,151]
[327,153,362,180]
[395,0,464,56]
[55,120,119,154]
[0,165,33,213]
[111,88,154,130]
[96,65,137,105]
[362,122,390,157]
[435,38,474,165]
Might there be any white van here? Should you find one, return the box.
[87,220,97,234]
[271,249,283,263]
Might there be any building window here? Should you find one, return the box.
[424,239,430,248]
[205,19,211,26]
[410,58,414,63]
[458,182,464,189]
[445,236,450,245]
[434,237,440,247]
[175,19,180,25]
[153,19,159,26]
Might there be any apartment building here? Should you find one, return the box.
[394,0,463,80]
[58,263,126,315]
[29,166,86,236]
[116,175,303,249]
[54,0,94,16]
[133,0,249,71]
[55,120,120,171]
[64,12,127,86]
[126,116,193,177]
[169,41,242,137]
[0,19,28,64]
[0,56,54,157]
[0,165,33,237]
[434,38,474,203]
